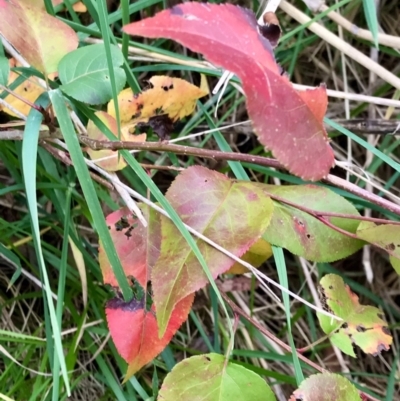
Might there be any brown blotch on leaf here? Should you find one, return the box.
[137,114,174,140]
[115,216,130,231]
[356,325,367,332]
[382,326,391,335]
[386,243,396,251]
[124,225,135,239]
[378,313,384,320]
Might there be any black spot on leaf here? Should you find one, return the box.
[356,325,366,332]
[115,216,130,231]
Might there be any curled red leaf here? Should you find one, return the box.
[123,3,334,180]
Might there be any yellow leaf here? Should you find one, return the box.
[0,59,45,118]
[108,76,208,127]
[199,73,210,95]
[227,237,272,274]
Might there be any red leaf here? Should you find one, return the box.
[123,3,334,181]
[106,293,194,380]
[99,206,161,289]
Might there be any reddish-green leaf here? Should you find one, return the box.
[158,353,276,401]
[0,0,78,74]
[106,293,193,381]
[99,206,161,289]
[289,373,361,401]
[123,3,334,181]
[152,166,274,335]
[262,184,364,261]
[317,274,392,357]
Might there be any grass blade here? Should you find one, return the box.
[49,89,133,301]
[22,95,70,394]
[272,246,304,384]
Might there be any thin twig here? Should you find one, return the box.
[77,136,400,216]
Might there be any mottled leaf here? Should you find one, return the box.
[0,0,78,74]
[99,206,161,289]
[289,373,361,401]
[106,293,193,381]
[317,274,392,357]
[123,3,334,180]
[152,166,274,335]
[86,111,146,171]
[158,353,276,401]
[262,184,364,262]
[58,44,126,105]
[108,76,207,139]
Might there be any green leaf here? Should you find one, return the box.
[362,0,379,48]
[357,221,400,257]
[58,44,126,105]
[262,184,364,262]
[356,221,400,275]
[158,353,276,401]
[152,166,274,336]
[317,274,392,357]
[0,56,9,86]
[389,256,400,275]
[289,373,361,401]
